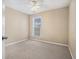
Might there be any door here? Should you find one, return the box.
[2,1,8,59]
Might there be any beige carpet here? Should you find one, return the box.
[5,40,72,59]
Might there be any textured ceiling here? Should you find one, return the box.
[5,0,71,15]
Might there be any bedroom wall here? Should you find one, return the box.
[5,7,29,44]
[30,7,69,44]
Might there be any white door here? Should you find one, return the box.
[2,1,7,59]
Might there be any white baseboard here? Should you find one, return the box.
[33,39,68,47]
[68,47,74,59]
[6,39,27,47]
[6,38,68,47]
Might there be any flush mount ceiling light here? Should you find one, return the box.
[31,0,43,12]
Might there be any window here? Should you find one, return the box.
[32,15,42,38]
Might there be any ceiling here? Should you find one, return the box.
[5,0,71,15]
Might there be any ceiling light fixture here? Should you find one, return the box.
[31,0,41,12]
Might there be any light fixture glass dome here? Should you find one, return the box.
[31,5,40,12]
[31,0,42,12]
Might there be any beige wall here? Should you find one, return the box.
[5,7,29,44]
[30,7,69,44]
[69,0,76,59]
